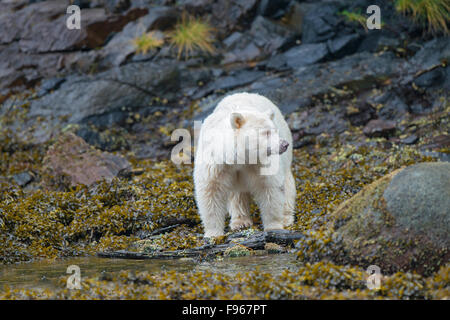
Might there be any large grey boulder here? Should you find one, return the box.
[308,162,450,276]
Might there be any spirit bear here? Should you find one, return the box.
[194,92,295,237]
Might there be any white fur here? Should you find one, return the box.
[194,92,295,237]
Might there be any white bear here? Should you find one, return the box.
[194,92,295,237]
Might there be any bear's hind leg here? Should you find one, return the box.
[229,192,253,231]
[283,170,296,227]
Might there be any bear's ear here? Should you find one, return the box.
[230,112,245,129]
[265,109,275,120]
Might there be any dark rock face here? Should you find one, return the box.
[0,0,147,96]
[104,0,131,13]
[301,2,341,44]
[258,0,291,19]
[327,34,361,59]
[223,15,296,64]
[266,43,329,71]
[327,162,450,276]
[408,37,450,70]
[211,0,260,38]
[288,108,348,136]
[414,68,446,88]
[25,60,180,142]
[18,8,144,53]
[374,92,409,121]
[249,51,403,114]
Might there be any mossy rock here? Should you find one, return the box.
[223,244,251,257]
[326,162,450,276]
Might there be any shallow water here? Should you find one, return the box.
[0,254,300,291]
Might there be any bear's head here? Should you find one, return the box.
[227,109,289,165]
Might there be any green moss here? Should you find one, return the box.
[223,244,251,257]
[1,262,448,299]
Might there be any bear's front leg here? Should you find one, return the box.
[253,183,286,231]
[195,179,229,238]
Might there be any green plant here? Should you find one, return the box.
[132,31,164,55]
[169,13,215,59]
[395,0,449,34]
[340,10,369,32]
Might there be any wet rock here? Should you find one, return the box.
[0,0,68,45]
[42,132,131,187]
[327,162,450,275]
[421,135,450,151]
[345,102,375,126]
[301,2,340,44]
[177,0,213,14]
[374,92,409,121]
[414,68,446,88]
[19,8,146,53]
[104,0,131,13]
[211,0,260,38]
[75,124,129,151]
[327,33,361,59]
[383,163,450,246]
[266,43,329,71]
[358,32,401,53]
[71,0,92,9]
[223,16,296,64]
[400,134,418,145]
[252,51,403,113]
[36,77,66,97]
[288,108,348,136]
[0,40,62,93]
[211,70,265,91]
[12,171,34,187]
[409,103,430,115]
[192,69,265,101]
[24,59,180,142]
[363,119,396,138]
[292,135,314,149]
[0,1,147,94]
[258,0,291,19]
[408,37,450,71]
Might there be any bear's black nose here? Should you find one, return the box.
[279,140,289,154]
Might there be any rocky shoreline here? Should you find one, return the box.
[0,0,449,299]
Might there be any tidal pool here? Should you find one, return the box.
[0,254,300,291]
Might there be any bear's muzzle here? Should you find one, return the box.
[279,139,289,154]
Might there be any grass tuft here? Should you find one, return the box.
[169,13,215,60]
[395,0,450,35]
[340,10,369,32]
[132,31,164,55]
